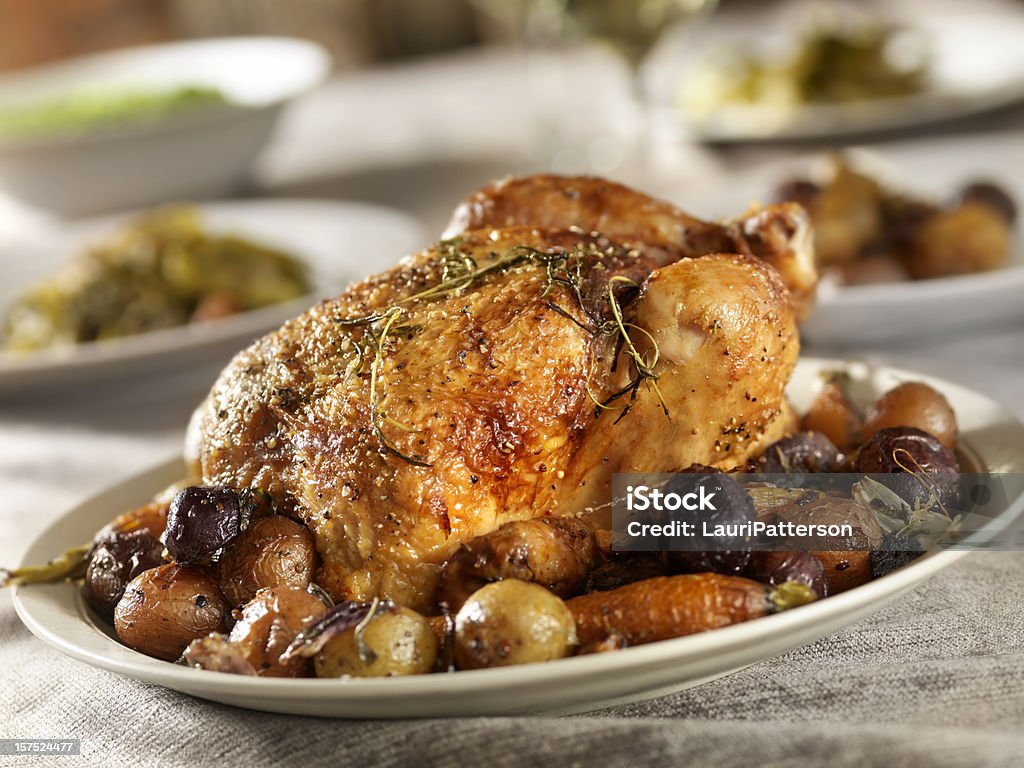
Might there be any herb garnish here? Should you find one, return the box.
[337,237,665,466]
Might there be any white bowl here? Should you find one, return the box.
[0,38,330,216]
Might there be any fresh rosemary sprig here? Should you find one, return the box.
[334,238,666,466]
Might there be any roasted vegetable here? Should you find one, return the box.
[746,551,827,599]
[567,573,815,647]
[184,586,329,677]
[588,552,669,592]
[862,382,958,450]
[1,546,91,588]
[453,580,577,670]
[771,156,1014,285]
[749,487,883,551]
[809,160,885,266]
[959,181,1017,223]
[854,426,960,512]
[301,601,438,678]
[84,530,165,621]
[907,202,1010,278]
[436,517,598,612]
[114,564,229,661]
[165,486,252,566]
[801,374,863,451]
[217,515,316,607]
[665,469,755,577]
[99,501,170,541]
[758,431,844,475]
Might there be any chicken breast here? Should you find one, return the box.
[196,220,800,612]
[445,174,817,320]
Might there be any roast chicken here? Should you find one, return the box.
[192,175,814,612]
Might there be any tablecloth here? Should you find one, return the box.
[4,41,1024,768]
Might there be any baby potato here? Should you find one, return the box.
[453,580,577,670]
[800,376,863,451]
[218,516,315,607]
[862,381,958,450]
[114,564,229,661]
[226,586,329,677]
[314,606,438,678]
[811,161,885,266]
[908,202,1011,278]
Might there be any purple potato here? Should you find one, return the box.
[758,431,843,475]
[664,467,755,576]
[84,529,165,621]
[854,427,960,513]
[165,486,252,566]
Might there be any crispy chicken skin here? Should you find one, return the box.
[445,174,816,320]
[196,178,806,612]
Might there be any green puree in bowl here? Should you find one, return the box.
[0,85,229,141]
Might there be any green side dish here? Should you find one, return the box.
[1,207,311,352]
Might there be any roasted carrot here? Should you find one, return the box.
[567,573,814,647]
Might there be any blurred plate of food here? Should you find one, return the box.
[9,357,1024,717]
[654,0,1024,142]
[0,37,329,215]
[0,199,424,397]
[689,132,1024,345]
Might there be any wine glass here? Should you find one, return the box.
[556,0,718,175]
[475,0,718,177]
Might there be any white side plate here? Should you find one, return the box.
[0,199,424,397]
[686,133,1024,346]
[12,358,1024,718]
[652,3,1024,142]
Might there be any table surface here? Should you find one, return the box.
[2,41,1024,768]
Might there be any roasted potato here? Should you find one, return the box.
[746,551,827,599]
[436,517,598,612]
[231,586,328,676]
[862,381,958,450]
[908,202,1010,278]
[114,564,229,661]
[453,580,577,670]
[314,604,438,678]
[853,426,960,512]
[99,501,169,541]
[218,516,316,607]
[84,530,165,621]
[811,551,872,594]
[749,488,883,551]
[758,431,844,475]
[800,375,863,451]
